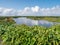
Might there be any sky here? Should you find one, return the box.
[0,0,60,16]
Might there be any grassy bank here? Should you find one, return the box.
[0,21,60,45]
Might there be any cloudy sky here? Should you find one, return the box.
[0,0,60,16]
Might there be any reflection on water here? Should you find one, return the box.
[13,17,59,27]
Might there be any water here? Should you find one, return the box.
[13,17,60,27]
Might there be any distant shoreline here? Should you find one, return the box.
[0,16,60,18]
[0,16,60,22]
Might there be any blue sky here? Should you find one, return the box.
[0,0,60,16]
[0,0,60,9]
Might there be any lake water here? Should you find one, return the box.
[13,17,60,27]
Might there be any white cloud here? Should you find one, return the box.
[0,5,60,16]
[0,8,17,16]
[40,6,60,16]
[31,6,40,12]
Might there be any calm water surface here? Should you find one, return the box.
[13,17,60,27]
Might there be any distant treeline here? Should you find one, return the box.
[0,16,60,18]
